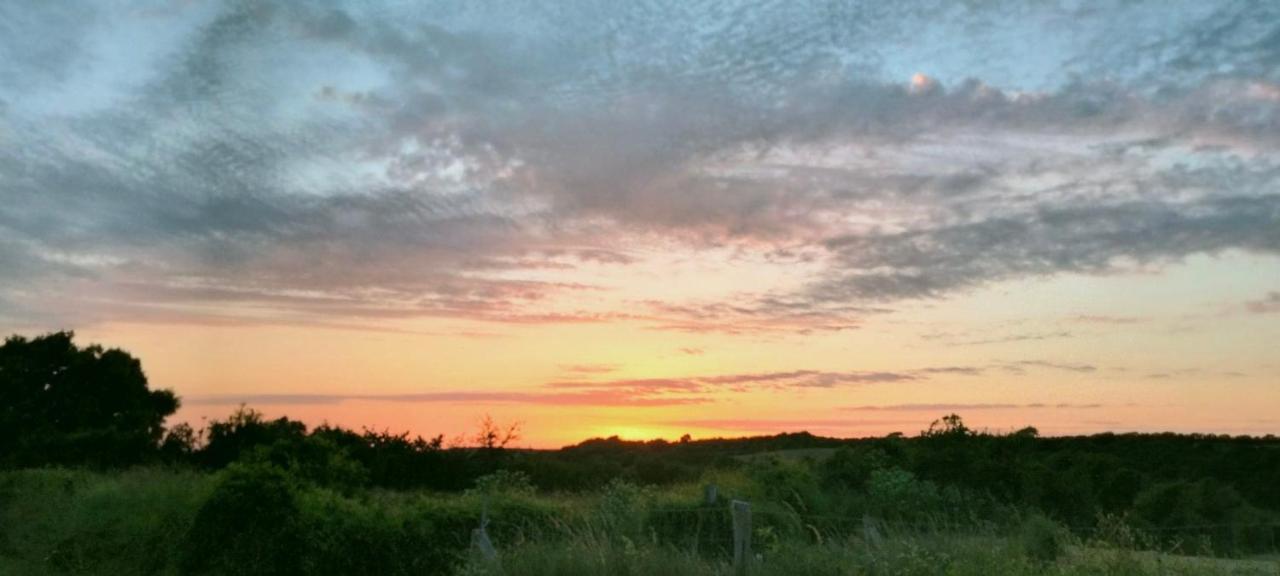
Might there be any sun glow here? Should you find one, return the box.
[594,425,675,442]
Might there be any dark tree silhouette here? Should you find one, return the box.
[473,414,520,450]
[200,405,307,468]
[0,331,178,467]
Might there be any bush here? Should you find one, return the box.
[0,467,211,575]
[745,457,823,514]
[866,467,941,520]
[295,490,472,575]
[180,463,304,575]
[821,446,890,490]
[1018,514,1063,564]
[468,469,536,497]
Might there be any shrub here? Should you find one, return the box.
[0,467,210,575]
[866,467,941,520]
[180,463,304,576]
[295,490,471,575]
[1018,514,1063,564]
[468,469,536,497]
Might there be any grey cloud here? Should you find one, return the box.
[1005,360,1098,374]
[814,195,1280,302]
[913,366,985,376]
[928,331,1075,347]
[1145,368,1247,380]
[545,369,917,394]
[3,1,1280,332]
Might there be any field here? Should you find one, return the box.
[5,337,1280,575]
[3,465,1278,576]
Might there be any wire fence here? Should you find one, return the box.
[468,493,1280,564]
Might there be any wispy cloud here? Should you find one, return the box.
[668,418,924,434]
[1002,360,1098,374]
[942,332,1076,347]
[1069,315,1146,325]
[1245,292,1280,315]
[545,369,919,394]
[186,390,709,408]
[913,366,985,377]
[1145,369,1247,380]
[841,403,1105,412]
[558,363,620,375]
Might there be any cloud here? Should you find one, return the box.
[1070,314,1145,325]
[813,195,1280,303]
[188,366,926,409]
[841,403,1104,412]
[558,363,620,375]
[186,389,709,408]
[1245,291,1280,314]
[2,1,1279,333]
[912,366,985,377]
[908,73,942,95]
[1145,368,1247,380]
[668,418,924,434]
[544,369,918,394]
[926,331,1076,347]
[1003,360,1098,374]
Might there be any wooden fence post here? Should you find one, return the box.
[731,500,752,575]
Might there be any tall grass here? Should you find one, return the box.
[0,467,212,575]
[3,466,1278,575]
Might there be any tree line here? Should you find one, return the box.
[4,331,1279,544]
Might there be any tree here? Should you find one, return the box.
[0,331,178,467]
[473,414,520,450]
[923,413,972,438]
[200,405,307,468]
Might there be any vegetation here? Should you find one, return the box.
[3,332,1280,574]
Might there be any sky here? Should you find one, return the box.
[1,0,1278,447]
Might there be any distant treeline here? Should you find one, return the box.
[4,331,1280,537]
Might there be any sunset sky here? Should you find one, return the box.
[2,1,1278,447]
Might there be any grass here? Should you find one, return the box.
[0,467,214,575]
[3,467,1279,575]
[479,535,1280,576]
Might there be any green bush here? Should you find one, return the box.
[180,463,304,576]
[0,467,211,575]
[1018,514,1064,564]
[468,469,536,497]
[295,489,471,575]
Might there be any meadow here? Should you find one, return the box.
[3,453,1279,576]
[5,334,1280,575]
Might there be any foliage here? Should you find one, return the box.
[0,332,178,468]
[1018,514,1065,564]
[5,334,1280,573]
[180,462,305,576]
[0,467,212,575]
[468,469,536,497]
[4,465,1280,575]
